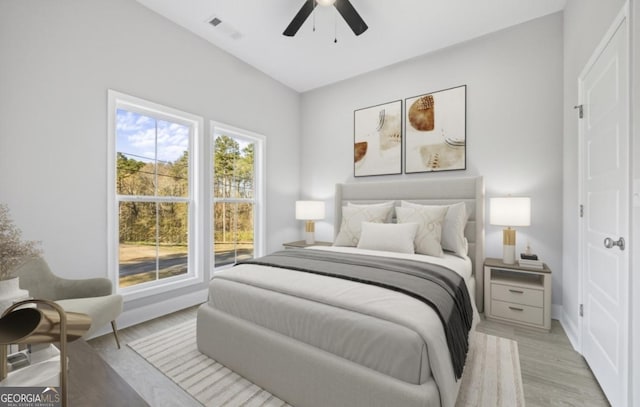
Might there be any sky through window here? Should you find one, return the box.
[116,109,189,164]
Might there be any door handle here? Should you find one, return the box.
[604,237,625,251]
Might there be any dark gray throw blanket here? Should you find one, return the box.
[236,249,473,379]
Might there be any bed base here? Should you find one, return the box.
[197,305,444,407]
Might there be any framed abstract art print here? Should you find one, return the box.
[404,85,466,173]
[353,100,402,177]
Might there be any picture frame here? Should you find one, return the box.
[353,100,402,177]
[404,85,466,173]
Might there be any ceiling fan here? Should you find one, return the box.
[283,0,368,37]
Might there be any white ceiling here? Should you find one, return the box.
[136,0,566,92]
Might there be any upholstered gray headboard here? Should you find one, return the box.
[334,176,485,311]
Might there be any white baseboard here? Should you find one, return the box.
[560,309,581,353]
[88,288,208,340]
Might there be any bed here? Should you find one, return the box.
[197,176,485,407]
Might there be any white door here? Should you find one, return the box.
[579,9,629,407]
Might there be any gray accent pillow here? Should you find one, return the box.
[357,222,418,254]
[334,205,393,247]
[395,205,448,257]
[347,201,395,223]
[402,201,469,257]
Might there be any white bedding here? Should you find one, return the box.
[208,247,477,407]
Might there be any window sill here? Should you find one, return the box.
[118,274,205,302]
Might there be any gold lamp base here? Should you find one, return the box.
[305,220,316,244]
[502,227,516,264]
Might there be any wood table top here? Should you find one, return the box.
[68,340,148,406]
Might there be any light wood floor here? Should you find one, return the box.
[475,318,610,407]
[89,306,610,407]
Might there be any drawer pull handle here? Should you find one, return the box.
[508,306,524,312]
[509,289,524,294]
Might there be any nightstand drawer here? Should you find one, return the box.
[490,300,543,326]
[491,283,543,307]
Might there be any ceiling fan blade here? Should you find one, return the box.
[334,0,368,36]
[283,0,317,37]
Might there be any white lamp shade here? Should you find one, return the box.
[316,0,337,6]
[295,201,325,220]
[490,197,531,227]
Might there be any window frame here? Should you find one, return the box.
[211,121,266,271]
[107,90,205,300]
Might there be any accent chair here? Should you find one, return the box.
[15,257,123,348]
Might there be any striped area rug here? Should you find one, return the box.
[129,319,524,407]
[455,331,525,407]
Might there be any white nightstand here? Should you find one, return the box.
[282,240,333,249]
[484,257,552,331]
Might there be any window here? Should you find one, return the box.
[108,91,203,297]
[212,122,265,269]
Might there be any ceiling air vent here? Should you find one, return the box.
[207,16,242,40]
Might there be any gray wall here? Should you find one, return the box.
[300,13,564,308]
[561,0,627,347]
[0,0,300,315]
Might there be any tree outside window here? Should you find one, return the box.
[116,109,192,288]
[213,134,255,267]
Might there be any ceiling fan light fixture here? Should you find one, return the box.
[283,0,367,37]
[316,0,336,7]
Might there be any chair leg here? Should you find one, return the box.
[111,320,121,349]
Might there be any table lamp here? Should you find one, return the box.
[295,201,325,244]
[490,197,531,264]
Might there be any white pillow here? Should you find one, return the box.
[347,201,395,223]
[334,205,393,247]
[357,222,418,254]
[395,205,448,257]
[402,201,469,257]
